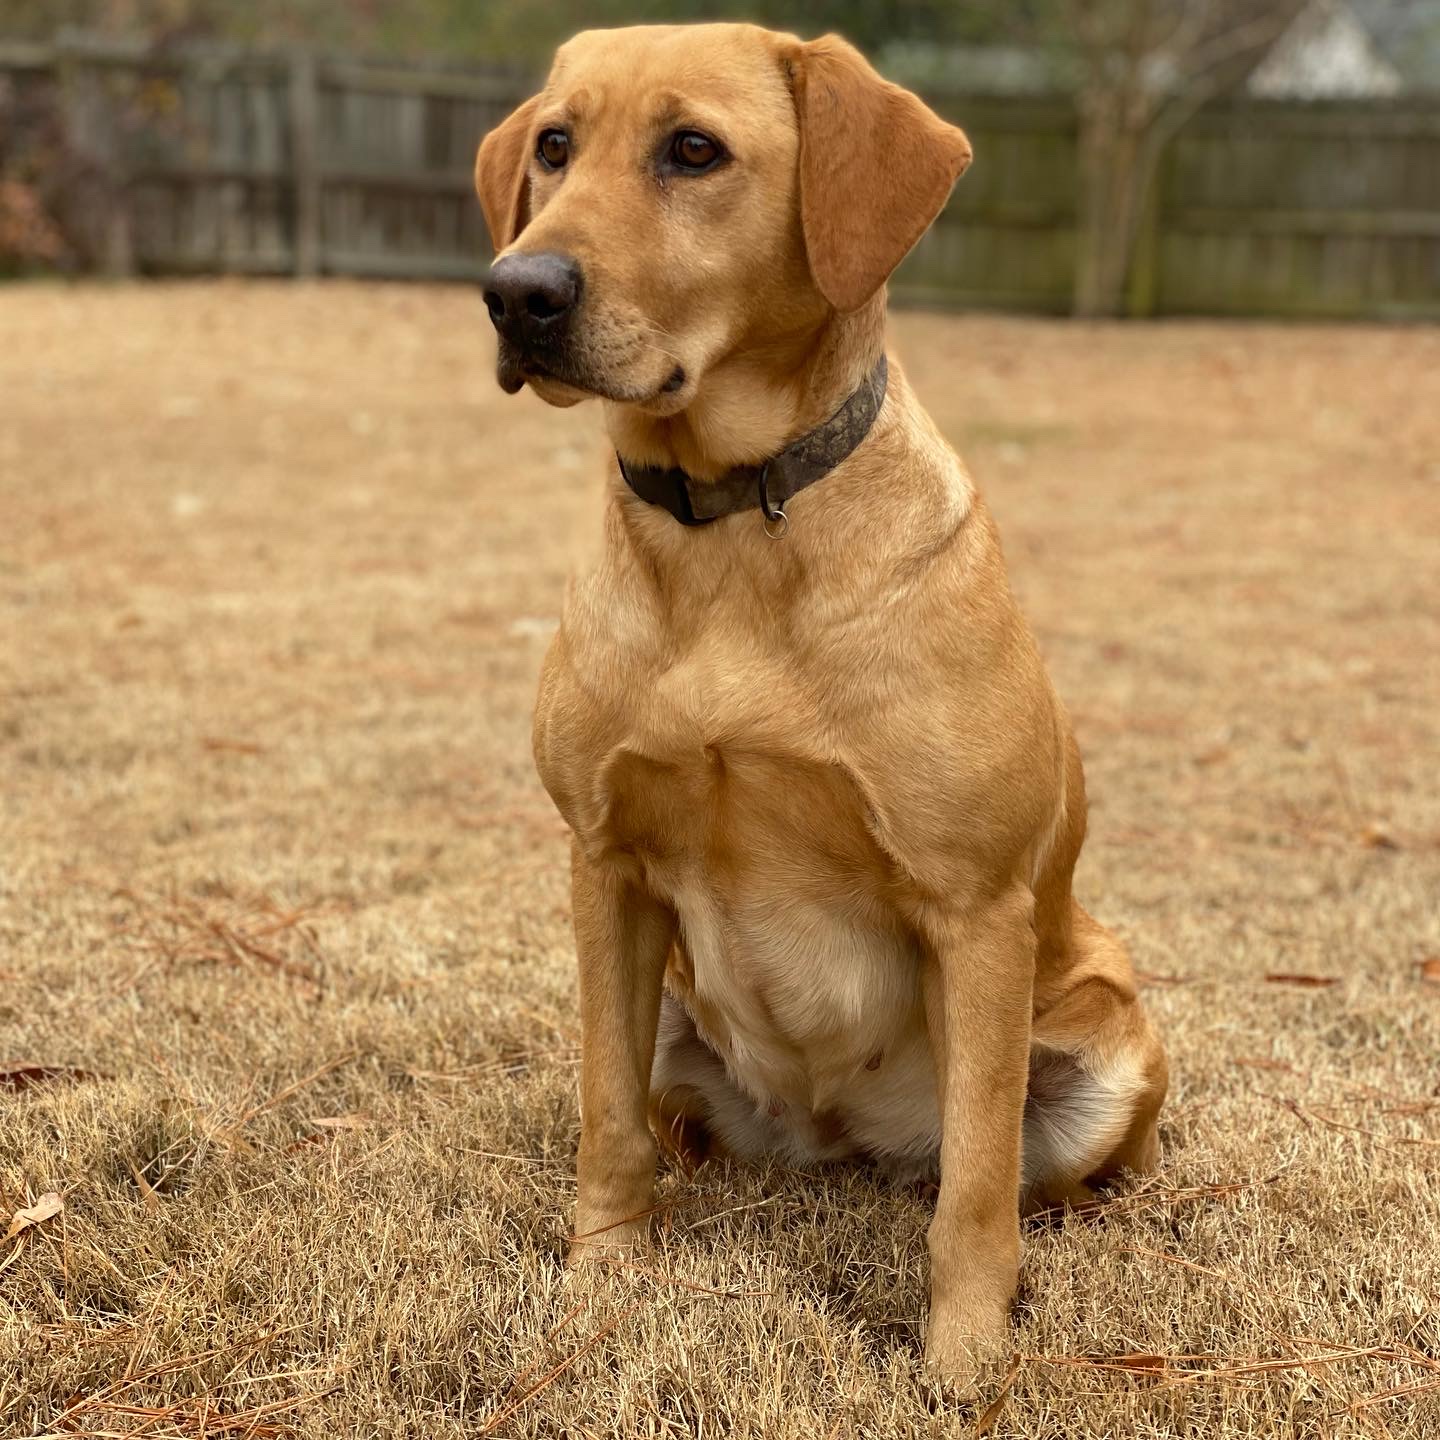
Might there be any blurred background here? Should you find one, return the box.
[2,0,1439,318]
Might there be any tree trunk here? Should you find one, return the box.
[1073,88,1153,318]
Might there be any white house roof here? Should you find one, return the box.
[1249,0,1404,98]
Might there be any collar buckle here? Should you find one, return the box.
[616,454,713,526]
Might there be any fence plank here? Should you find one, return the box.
[288,50,320,277]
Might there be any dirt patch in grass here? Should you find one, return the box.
[2,282,1438,1438]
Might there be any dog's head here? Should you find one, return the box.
[475,24,970,414]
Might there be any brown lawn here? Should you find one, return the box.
[2,281,1438,1438]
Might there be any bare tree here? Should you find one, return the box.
[1063,0,1309,316]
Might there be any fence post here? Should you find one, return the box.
[288,49,320,276]
[55,28,135,277]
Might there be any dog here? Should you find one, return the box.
[475,23,1167,1381]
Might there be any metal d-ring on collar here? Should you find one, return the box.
[756,462,788,540]
[614,353,889,537]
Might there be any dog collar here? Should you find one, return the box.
[616,353,888,533]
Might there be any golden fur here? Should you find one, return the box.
[475,22,1167,1382]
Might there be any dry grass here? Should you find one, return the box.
[2,280,1438,1438]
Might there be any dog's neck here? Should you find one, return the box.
[604,293,888,483]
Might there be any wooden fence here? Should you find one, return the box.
[3,32,1439,318]
[900,95,1440,318]
[0,34,519,281]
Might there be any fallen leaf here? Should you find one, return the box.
[1111,1353,1169,1373]
[1359,823,1400,850]
[1264,974,1338,988]
[973,1355,1022,1436]
[283,1133,329,1155]
[1135,971,1187,987]
[0,1064,99,1092]
[201,736,265,755]
[5,1191,63,1242]
[131,1166,160,1212]
[1419,958,1440,986]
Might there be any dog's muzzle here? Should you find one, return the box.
[482,252,582,392]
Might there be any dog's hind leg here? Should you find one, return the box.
[1021,902,1167,1213]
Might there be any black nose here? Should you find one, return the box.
[481,252,581,347]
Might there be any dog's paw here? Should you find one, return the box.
[566,1218,646,1272]
[566,1238,637,1270]
[922,1306,1010,1396]
[555,1233,644,1314]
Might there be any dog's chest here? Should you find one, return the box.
[547,624,930,1122]
[544,613,854,853]
[543,605,924,999]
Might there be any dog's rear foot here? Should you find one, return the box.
[650,1082,717,1174]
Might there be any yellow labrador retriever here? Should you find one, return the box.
[475,23,1167,1379]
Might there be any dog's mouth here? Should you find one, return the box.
[496,346,558,395]
[492,347,589,408]
[497,344,688,410]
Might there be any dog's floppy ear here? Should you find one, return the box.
[790,37,972,312]
[475,95,542,252]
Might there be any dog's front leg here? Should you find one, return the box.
[918,880,1036,1382]
[569,841,674,1263]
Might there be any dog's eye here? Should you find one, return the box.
[669,131,723,172]
[536,129,569,170]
